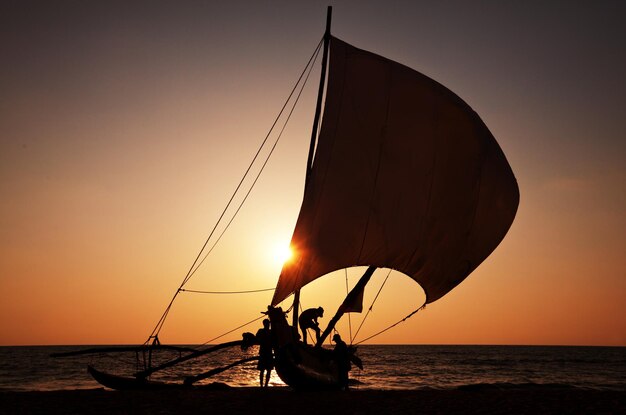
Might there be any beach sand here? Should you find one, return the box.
[1,387,624,414]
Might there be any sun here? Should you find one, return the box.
[272,244,294,267]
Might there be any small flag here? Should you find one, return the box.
[340,284,365,313]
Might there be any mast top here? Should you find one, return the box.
[325,6,332,37]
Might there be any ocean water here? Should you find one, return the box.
[0,345,624,391]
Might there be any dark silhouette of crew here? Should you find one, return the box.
[255,318,273,387]
[332,333,350,390]
[298,306,324,345]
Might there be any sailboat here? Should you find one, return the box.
[54,7,519,390]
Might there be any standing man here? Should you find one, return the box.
[332,333,350,390]
[255,319,273,387]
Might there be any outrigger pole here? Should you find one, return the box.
[292,5,333,332]
[184,356,259,385]
[134,340,244,378]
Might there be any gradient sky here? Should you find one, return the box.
[1,1,624,346]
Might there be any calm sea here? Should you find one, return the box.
[0,345,624,391]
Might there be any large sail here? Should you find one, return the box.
[272,36,519,306]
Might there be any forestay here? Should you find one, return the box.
[272,36,519,306]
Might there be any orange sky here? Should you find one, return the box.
[1,1,624,346]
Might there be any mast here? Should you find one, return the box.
[306,6,332,177]
[292,6,332,332]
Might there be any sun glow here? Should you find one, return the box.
[272,244,294,266]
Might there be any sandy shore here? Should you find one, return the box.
[1,387,624,414]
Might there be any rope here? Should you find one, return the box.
[354,303,426,345]
[284,302,294,313]
[351,268,392,343]
[145,37,324,341]
[180,288,274,295]
[184,40,322,282]
[201,315,266,346]
[182,35,322,289]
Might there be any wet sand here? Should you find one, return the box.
[1,387,624,414]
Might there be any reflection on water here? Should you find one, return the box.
[0,345,284,391]
[354,345,626,390]
[0,345,624,391]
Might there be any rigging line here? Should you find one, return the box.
[201,315,265,346]
[354,303,426,345]
[351,268,392,344]
[284,302,294,313]
[185,40,322,281]
[180,36,323,290]
[146,38,323,340]
[180,288,274,294]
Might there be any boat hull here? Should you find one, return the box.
[274,343,342,389]
[266,306,356,389]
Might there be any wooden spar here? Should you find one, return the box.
[306,5,332,174]
[316,266,376,346]
[291,289,300,331]
[50,344,198,358]
[293,5,333,336]
[134,340,243,378]
[184,356,260,385]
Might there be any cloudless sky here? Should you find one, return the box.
[1,1,624,346]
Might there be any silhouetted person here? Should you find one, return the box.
[333,333,350,390]
[298,306,324,345]
[255,319,273,387]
